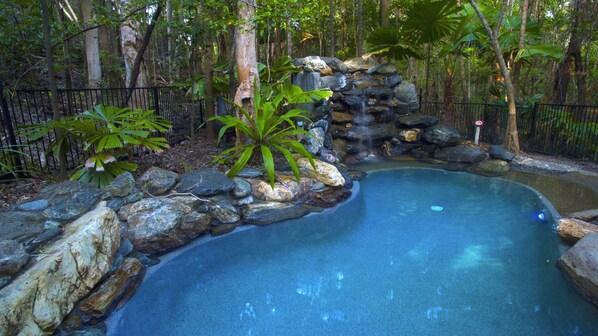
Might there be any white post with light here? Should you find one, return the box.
[474,120,484,145]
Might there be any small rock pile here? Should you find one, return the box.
[0,160,355,335]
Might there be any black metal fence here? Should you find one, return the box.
[420,102,598,162]
[0,86,203,176]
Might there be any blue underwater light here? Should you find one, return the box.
[536,212,545,221]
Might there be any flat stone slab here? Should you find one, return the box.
[243,202,309,225]
[396,114,438,128]
[40,181,101,221]
[434,146,487,164]
[175,168,235,197]
[0,211,46,242]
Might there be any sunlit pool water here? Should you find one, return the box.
[108,168,598,335]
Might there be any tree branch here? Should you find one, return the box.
[124,1,164,105]
[55,2,159,48]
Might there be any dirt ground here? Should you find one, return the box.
[1,134,596,210]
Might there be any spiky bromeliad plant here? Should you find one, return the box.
[21,105,171,187]
[210,83,332,188]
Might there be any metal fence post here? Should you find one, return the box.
[152,87,160,116]
[0,81,24,177]
[529,102,539,139]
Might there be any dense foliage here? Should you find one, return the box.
[0,0,595,105]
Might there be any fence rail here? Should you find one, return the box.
[0,85,203,177]
[420,101,598,162]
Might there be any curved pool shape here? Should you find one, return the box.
[108,169,598,335]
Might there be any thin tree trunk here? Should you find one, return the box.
[234,0,259,146]
[81,0,102,88]
[380,0,389,27]
[204,45,216,143]
[285,15,293,57]
[166,0,173,80]
[41,0,67,178]
[98,0,122,87]
[469,0,520,154]
[356,0,363,57]
[123,1,163,106]
[329,0,335,57]
[511,0,529,102]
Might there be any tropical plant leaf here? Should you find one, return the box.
[261,145,276,188]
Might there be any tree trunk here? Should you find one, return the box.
[41,0,67,178]
[122,1,163,106]
[380,0,389,27]
[329,0,335,57]
[80,0,102,88]
[166,0,173,80]
[234,0,259,146]
[98,0,122,87]
[356,0,363,57]
[442,68,453,125]
[469,0,520,154]
[511,0,529,102]
[552,0,590,105]
[121,0,147,91]
[285,16,293,57]
[203,46,216,143]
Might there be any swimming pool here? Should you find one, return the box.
[108,168,598,335]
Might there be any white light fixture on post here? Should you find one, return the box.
[473,120,484,145]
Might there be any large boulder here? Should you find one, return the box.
[296,158,345,187]
[434,146,488,164]
[41,181,101,221]
[396,114,439,128]
[367,63,397,75]
[208,201,240,224]
[0,211,46,243]
[343,56,379,73]
[0,205,120,335]
[77,258,146,325]
[489,145,515,162]
[556,233,598,307]
[175,168,235,197]
[102,172,135,198]
[137,167,179,195]
[243,202,310,225]
[301,56,331,73]
[0,240,29,276]
[422,125,461,147]
[557,218,598,245]
[306,188,352,208]
[397,129,422,143]
[468,159,510,176]
[119,198,211,254]
[232,177,252,199]
[250,175,314,202]
[393,81,419,113]
[346,124,396,142]
[320,57,349,73]
[304,126,326,154]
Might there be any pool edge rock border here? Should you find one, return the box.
[0,160,356,336]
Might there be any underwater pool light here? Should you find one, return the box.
[537,212,545,221]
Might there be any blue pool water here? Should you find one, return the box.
[108,169,598,335]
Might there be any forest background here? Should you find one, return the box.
[1,0,595,107]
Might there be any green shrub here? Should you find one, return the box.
[21,105,172,187]
[210,83,332,188]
